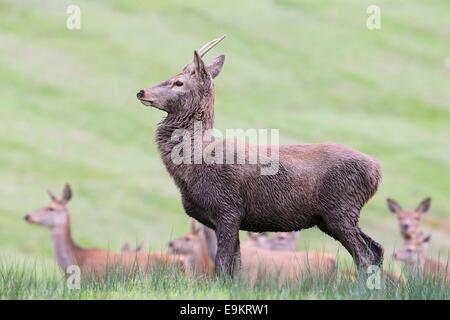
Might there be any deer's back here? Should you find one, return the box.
[76,249,188,278]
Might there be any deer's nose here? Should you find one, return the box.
[24,214,30,221]
[136,90,145,99]
[401,224,410,231]
[169,241,174,247]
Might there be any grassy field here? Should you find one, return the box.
[0,0,449,299]
[1,259,448,299]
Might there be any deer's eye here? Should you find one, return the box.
[174,81,184,87]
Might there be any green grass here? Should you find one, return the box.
[1,257,448,300]
[0,0,449,299]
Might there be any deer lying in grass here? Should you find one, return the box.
[242,232,337,285]
[248,232,298,252]
[171,221,336,285]
[246,232,271,250]
[121,242,144,253]
[393,232,449,282]
[25,184,188,280]
[168,221,215,278]
[387,197,431,240]
[137,36,383,277]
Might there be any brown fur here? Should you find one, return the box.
[137,40,383,276]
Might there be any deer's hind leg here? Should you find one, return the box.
[360,230,384,266]
[317,210,375,271]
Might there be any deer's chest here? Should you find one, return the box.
[180,189,217,229]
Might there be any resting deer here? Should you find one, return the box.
[168,221,215,278]
[393,233,449,282]
[137,36,383,277]
[242,232,337,285]
[246,232,271,250]
[248,232,298,252]
[25,184,188,280]
[172,221,336,284]
[387,197,431,240]
[121,242,144,253]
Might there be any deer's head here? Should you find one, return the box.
[137,36,225,117]
[246,232,270,249]
[25,184,72,229]
[121,242,144,253]
[168,220,205,256]
[387,197,431,240]
[393,233,431,265]
[269,232,298,252]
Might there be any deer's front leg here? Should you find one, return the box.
[215,215,241,279]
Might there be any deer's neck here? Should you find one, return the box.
[50,218,80,272]
[189,241,214,276]
[156,95,215,183]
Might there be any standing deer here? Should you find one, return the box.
[25,184,188,280]
[387,197,431,240]
[393,233,449,282]
[137,36,383,277]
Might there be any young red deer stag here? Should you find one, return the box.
[137,36,383,277]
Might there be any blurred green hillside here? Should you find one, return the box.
[0,0,449,274]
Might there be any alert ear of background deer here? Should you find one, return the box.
[416,197,431,214]
[138,36,384,278]
[387,198,402,214]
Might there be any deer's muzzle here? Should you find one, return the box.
[136,90,145,99]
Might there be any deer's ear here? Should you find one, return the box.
[62,183,72,204]
[48,190,58,203]
[191,219,201,235]
[207,55,225,79]
[247,232,257,240]
[387,198,401,214]
[416,197,431,215]
[193,51,208,78]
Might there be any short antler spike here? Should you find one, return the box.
[198,35,226,58]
